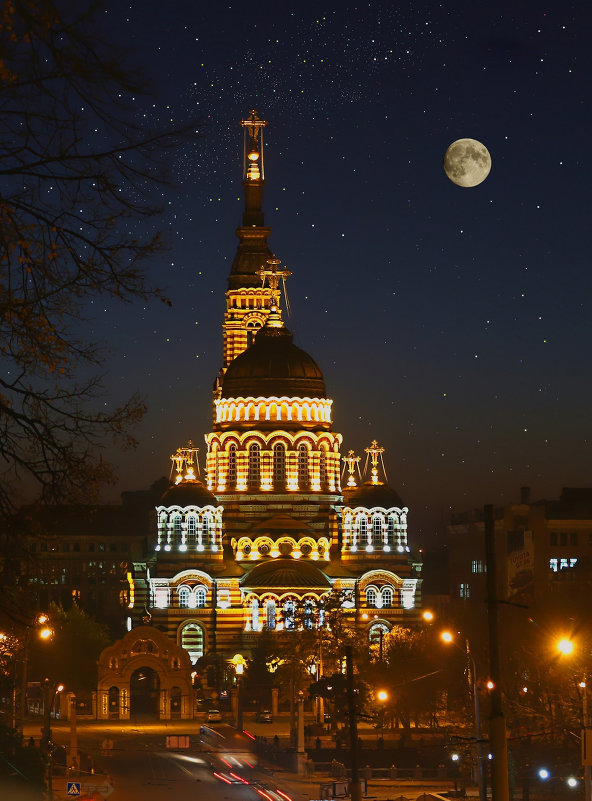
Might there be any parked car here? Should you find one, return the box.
[207,709,222,722]
[256,710,273,723]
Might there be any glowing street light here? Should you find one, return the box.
[440,629,486,801]
[557,638,574,655]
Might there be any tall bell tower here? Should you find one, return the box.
[219,110,274,380]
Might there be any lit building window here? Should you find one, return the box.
[283,600,296,629]
[195,587,207,608]
[373,515,382,543]
[228,444,237,489]
[368,623,389,647]
[266,599,276,629]
[273,443,286,490]
[358,515,368,544]
[181,622,204,664]
[187,516,197,547]
[304,600,314,629]
[173,515,182,542]
[178,587,190,608]
[298,444,309,490]
[381,586,393,608]
[549,558,558,572]
[248,443,261,490]
[471,560,485,573]
[366,587,377,607]
[251,598,259,631]
[459,583,470,599]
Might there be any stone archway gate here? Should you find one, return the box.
[97,625,193,720]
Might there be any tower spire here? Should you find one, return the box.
[256,258,292,329]
[227,110,273,293]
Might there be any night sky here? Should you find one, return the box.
[96,1,591,543]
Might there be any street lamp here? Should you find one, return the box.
[41,678,64,801]
[231,653,246,731]
[556,638,591,801]
[441,630,486,801]
[377,690,388,744]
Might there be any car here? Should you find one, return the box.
[256,710,273,723]
[207,709,222,722]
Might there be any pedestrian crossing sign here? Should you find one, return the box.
[67,782,81,796]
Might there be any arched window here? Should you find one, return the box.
[173,515,182,542]
[248,443,261,490]
[368,623,389,647]
[178,587,190,608]
[304,600,314,630]
[201,512,216,547]
[358,515,368,543]
[373,515,382,542]
[251,598,259,631]
[319,448,328,490]
[283,600,296,629]
[246,320,259,347]
[273,443,286,490]
[387,516,395,544]
[195,587,207,608]
[180,623,204,664]
[265,599,276,630]
[366,587,377,608]
[381,586,394,608]
[298,444,309,490]
[187,516,197,547]
[228,444,237,490]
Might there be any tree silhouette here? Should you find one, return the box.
[0,0,202,517]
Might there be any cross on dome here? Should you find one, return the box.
[364,440,387,485]
[170,441,201,484]
[256,257,292,328]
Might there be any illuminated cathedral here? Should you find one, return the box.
[97,112,422,719]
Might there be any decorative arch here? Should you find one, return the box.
[97,626,192,721]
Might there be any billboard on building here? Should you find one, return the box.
[507,529,534,603]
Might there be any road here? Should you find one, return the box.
[47,720,294,801]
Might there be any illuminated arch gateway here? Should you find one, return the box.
[113,111,422,719]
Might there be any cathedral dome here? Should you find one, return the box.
[344,481,405,510]
[221,325,326,399]
[243,558,331,589]
[160,479,218,508]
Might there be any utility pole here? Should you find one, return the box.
[345,645,361,801]
[484,503,510,801]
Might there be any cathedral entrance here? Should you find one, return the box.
[130,667,160,716]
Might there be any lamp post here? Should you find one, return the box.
[377,690,388,745]
[557,638,591,801]
[41,678,64,801]
[231,653,246,731]
[441,631,486,801]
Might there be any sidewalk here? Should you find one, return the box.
[267,770,475,801]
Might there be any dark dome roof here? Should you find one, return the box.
[242,558,331,589]
[344,481,405,510]
[221,325,326,399]
[159,479,218,508]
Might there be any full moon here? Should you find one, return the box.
[443,138,491,187]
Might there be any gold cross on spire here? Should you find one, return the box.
[344,450,361,488]
[365,440,385,485]
[256,258,292,328]
[170,441,200,484]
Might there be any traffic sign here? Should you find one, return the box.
[66,782,81,796]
